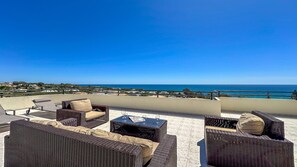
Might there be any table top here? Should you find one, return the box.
[111,115,166,129]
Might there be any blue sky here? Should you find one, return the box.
[0,0,297,84]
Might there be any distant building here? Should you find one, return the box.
[127,91,139,94]
[64,89,80,92]
[0,82,13,87]
[29,84,41,90]
[15,88,28,92]
[41,89,58,93]
[106,90,118,94]
[94,88,104,92]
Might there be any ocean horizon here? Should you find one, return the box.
[79,84,297,92]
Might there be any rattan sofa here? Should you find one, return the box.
[204,110,294,167]
[5,119,177,167]
[56,98,109,128]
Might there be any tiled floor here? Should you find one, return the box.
[1,108,297,167]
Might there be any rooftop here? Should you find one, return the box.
[1,107,297,167]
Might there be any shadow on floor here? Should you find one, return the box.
[112,107,205,120]
[0,124,10,133]
[28,111,56,119]
[198,139,208,167]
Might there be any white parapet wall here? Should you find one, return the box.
[0,94,221,116]
[220,97,297,116]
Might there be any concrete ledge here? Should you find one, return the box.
[0,94,221,116]
[220,97,297,116]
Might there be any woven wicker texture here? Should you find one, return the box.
[204,112,294,167]
[4,120,176,167]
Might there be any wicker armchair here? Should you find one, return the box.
[56,98,109,128]
[204,111,294,167]
[5,120,177,167]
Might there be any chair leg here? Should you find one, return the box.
[26,108,30,115]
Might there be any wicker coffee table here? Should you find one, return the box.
[110,116,167,142]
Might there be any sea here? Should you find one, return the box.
[80,84,297,92]
[79,84,297,99]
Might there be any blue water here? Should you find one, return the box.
[80,84,297,92]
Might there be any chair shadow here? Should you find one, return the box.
[197,139,208,167]
[112,107,205,120]
[28,111,56,119]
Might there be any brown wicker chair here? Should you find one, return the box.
[5,120,177,167]
[204,111,294,167]
[56,98,109,128]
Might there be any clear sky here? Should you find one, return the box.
[0,0,297,84]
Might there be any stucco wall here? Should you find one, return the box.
[220,97,297,116]
[0,94,221,116]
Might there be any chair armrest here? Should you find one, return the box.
[59,118,78,126]
[92,105,108,112]
[252,110,285,140]
[92,105,109,122]
[205,129,294,167]
[205,116,238,129]
[148,135,177,167]
[56,109,86,126]
[207,129,293,145]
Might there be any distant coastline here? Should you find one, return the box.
[1,82,296,99]
[79,84,297,92]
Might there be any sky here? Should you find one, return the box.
[0,0,297,84]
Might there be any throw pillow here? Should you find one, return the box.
[70,99,92,112]
[236,113,265,135]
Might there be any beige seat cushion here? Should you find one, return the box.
[85,111,105,121]
[91,130,155,165]
[31,120,63,127]
[205,126,237,132]
[119,135,153,159]
[143,142,159,165]
[32,120,93,135]
[70,99,92,112]
[152,142,159,155]
[42,123,155,165]
[236,113,265,135]
[33,120,157,165]
[57,125,93,135]
[107,132,123,141]
[91,129,122,141]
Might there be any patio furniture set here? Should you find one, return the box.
[1,98,295,166]
[3,98,177,167]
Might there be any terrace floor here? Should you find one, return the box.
[1,108,297,167]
